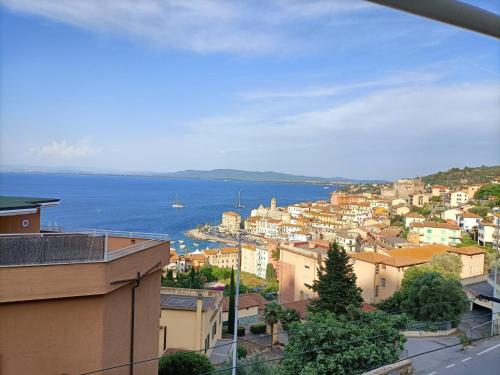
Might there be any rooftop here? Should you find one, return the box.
[411,221,460,230]
[223,292,267,312]
[160,293,215,312]
[0,196,60,213]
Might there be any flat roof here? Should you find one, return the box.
[0,196,60,211]
[160,293,215,312]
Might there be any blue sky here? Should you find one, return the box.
[1,0,499,180]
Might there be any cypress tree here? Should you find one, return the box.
[228,267,236,333]
[308,242,363,315]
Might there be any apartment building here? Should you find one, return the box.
[241,243,269,279]
[219,211,242,234]
[408,193,430,208]
[351,245,484,303]
[159,287,223,357]
[0,196,169,375]
[205,247,239,269]
[431,185,450,197]
[279,241,329,303]
[441,208,463,221]
[457,212,481,232]
[335,230,358,252]
[444,191,469,207]
[478,222,497,246]
[404,212,425,228]
[409,221,462,246]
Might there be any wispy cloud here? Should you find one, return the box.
[1,0,372,54]
[239,71,441,100]
[35,139,101,158]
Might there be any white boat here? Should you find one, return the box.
[193,243,199,246]
[179,240,185,244]
[180,244,186,249]
[171,194,184,208]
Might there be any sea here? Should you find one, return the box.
[0,172,339,252]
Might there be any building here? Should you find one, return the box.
[279,241,329,303]
[241,243,269,279]
[457,212,481,232]
[444,191,469,208]
[431,185,450,197]
[0,196,169,375]
[351,245,484,303]
[222,292,268,326]
[219,211,242,234]
[404,212,425,228]
[380,178,424,198]
[463,184,483,198]
[409,221,462,246]
[478,222,497,246]
[205,247,239,269]
[159,287,223,357]
[408,193,430,208]
[441,208,463,221]
[335,230,357,252]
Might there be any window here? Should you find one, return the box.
[375,286,379,297]
[304,265,310,269]
[381,278,386,287]
[205,334,210,353]
[212,321,217,339]
[381,264,386,270]
[375,265,379,274]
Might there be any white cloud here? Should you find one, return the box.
[0,0,375,54]
[240,71,441,100]
[37,140,101,158]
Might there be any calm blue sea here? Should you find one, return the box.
[0,173,338,252]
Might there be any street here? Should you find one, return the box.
[407,335,500,374]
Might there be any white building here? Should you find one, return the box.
[241,244,269,279]
[441,208,463,222]
[445,191,469,208]
[457,212,481,232]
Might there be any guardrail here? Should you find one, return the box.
[41,225,169,240]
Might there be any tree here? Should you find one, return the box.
[430,253,462,279]
[308,242,363,314]
[264,302,283,348]
[279,308,301,331]
[400,272,468,325]
[265,264,277,281]
[281,309,406,375]
[228,268,236,334]
[158,352,214,375]
[271,246,280,261]
[469,206,489,218]
[431,196,442,203]
[474,184,500,200]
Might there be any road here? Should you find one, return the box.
[407,335,500,374]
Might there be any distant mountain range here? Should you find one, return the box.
[0,165,386,184]
[159,169,386,184]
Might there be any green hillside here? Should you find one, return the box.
[422,165,500,187]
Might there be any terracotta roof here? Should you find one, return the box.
[281,299,376,319]
[223,211,241,217]
[221,247,238,254]
[204,249,218,256]
[405,213,425,219]
[460,212,481,219]
[449,246,485,256]
[223,293,267,312]
[432,185,448,189]
[190,253,206,261]
[411,221,460,230]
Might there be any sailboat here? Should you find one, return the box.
[171,194,184,208]
[235,190,245,209]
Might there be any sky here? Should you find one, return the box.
[0,0,499,180]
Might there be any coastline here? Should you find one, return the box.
[185,228,239,246]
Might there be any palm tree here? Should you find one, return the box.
[264,303,282,348]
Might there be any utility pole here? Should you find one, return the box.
[492,213,499,335]
[231,231,242,375]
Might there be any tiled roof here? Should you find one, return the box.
[460,212,481,219]
[221,247,238,254]
[405,213,425,218]
[222,293,267,312]
[223,211,241,217]
[449,246,485,256]
[282,299,376,319]
[411,221,460,230]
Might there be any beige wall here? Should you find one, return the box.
[279,248,320,303]
[459,253,484,279]
[0,210,40,234]
[0,241,168,375]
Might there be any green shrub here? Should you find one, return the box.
[250,322,267,334]
[237,345,248,359]
[237,326,245,337]
[158,352,213,375]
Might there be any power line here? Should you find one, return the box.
[80,302,494,374]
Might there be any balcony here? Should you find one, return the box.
[0,227,169,267]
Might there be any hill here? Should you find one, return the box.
[162,169,386,184]
[422,165,500,187]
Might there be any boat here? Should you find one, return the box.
[171,194,184,208]
[180,244,186,249]
[235,190,245,209]
[178,240,185,244]
[193,243,199,246]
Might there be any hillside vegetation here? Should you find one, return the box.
[422,165,500,187]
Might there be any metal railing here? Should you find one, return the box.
[41,225,169,240]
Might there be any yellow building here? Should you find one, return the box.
[351,245,484,303]
[219,211,242,234]
[205,247,239,269]
[159,287,223,357]
[408,193,430,208]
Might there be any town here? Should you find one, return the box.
[3,169,498,374]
